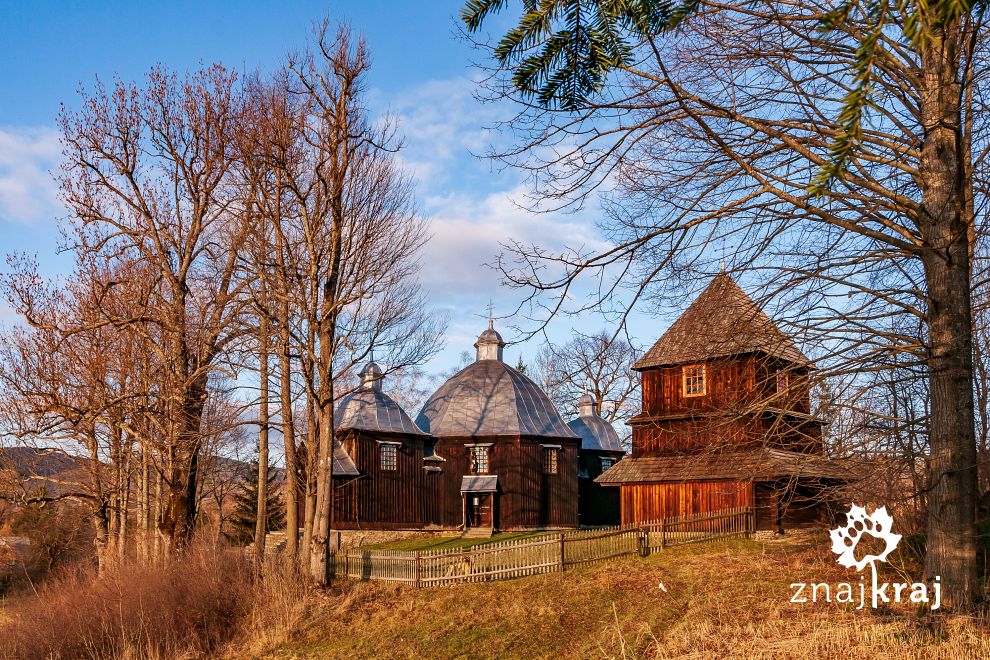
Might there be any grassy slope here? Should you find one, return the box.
[254,537,990,659]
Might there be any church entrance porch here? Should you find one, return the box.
[460,475,498,531]
[467,493,494,528]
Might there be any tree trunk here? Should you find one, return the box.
[92,502,111,577]
[301,343,318,558]
[309,233,343,584]
[140,444,150,562]
[919,24,980,610]
[119,432,132,565]
[255,314,270,570]
[154,468,163,561]
[308,325,336,584]
[160,376,209,551]
[280,317,299,564]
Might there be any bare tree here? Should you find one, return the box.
[35,65,253,551]
[533,331,640,428]
[1,26,443,583]
[2,260,157,570]
[466,1,990,606]
[237,24,445,583]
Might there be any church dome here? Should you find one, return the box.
[417,323,577,439]
[568,395,623,452]
[336,361,425,435]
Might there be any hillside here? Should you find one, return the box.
[0,446,262,496]
[250,537,989,659]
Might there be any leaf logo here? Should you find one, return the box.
[829,504,901,572]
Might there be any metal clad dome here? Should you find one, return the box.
[568,395,624,452]
[417,361,577,439]
[474,319,506,361]
[360,360,384,385]
[568,414,623,453]
[335,361,425,435]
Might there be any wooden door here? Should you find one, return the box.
[468,494,493,528]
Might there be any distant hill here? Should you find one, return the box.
[0,446,83,479]
[0,446,268,497]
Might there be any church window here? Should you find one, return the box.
[543,448,558,474]
[601,457,614,471]
[470,446,489,474]
[776,370,790,393]
[380,444,397,471]
[683,364,706,397]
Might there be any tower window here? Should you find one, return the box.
[601,457,615,471]
[683,364,706,397]
[543,448,558,474]
[776,370,790,393]
[380,444,398,471]
[470,446,489,474]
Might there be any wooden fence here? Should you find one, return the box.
[640,507,754,553]
[329,506,753,587]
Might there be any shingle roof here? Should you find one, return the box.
[335,387,426,436]
[634,274,811,370]
[416,360,578,439]
[594,448,851,484]
[568,414,624,453]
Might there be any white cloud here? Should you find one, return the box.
[377,76,507,191]
[419,184,609,303]
[0,126,63,225]
[375,77,612,305]
[371,77,630,368]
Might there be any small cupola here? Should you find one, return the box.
[474,319,506,362]
[359,360,384,391]
[567,393,623,453]
[578,394,598,418]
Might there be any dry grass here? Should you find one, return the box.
[0,543,309,660]
[257,536,990,659]
[2,536,986,658]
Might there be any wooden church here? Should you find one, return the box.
[569,395,624,526]
[596,274,848,532]
[329,321,612,532]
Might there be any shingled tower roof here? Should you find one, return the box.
[634,273,811,370]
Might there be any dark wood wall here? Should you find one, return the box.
[753,482,836,531]
[631,354,817,455]
[618,480,753,525]
[434,437,580,530]
[330,432,582,531]
[332,430,430,530]
[639,355,811,419]
[579,450,624,526]
[609,353,828,530]
[632,417,762,454]
[641,357,756,418]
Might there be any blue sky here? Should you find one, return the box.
[0,1,657,373]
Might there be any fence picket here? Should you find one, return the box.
[329,507,754,586]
